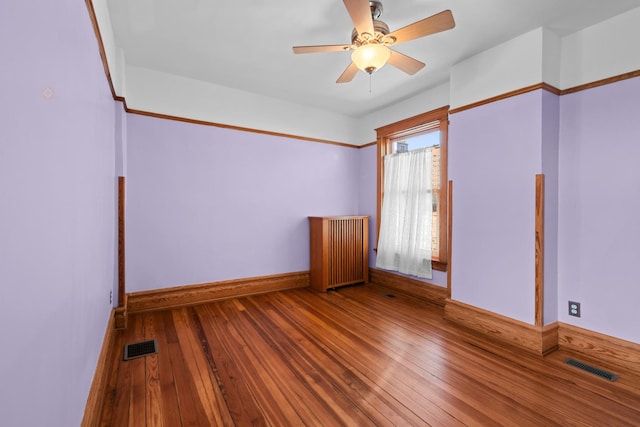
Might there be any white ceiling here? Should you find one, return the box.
[105,0,640,117]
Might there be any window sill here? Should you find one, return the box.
[432,260,448,272]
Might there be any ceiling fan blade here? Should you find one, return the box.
[387,50,425,75]
[343,0,374,36]
[386,10,455,45]
[293,44,352,54]
[336,62,359,83]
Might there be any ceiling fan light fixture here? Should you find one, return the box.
[351,43,390,74]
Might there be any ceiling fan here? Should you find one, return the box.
[292,0,455,83]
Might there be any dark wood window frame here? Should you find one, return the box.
[375,106,449,272]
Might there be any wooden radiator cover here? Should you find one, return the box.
[309,216,369,292]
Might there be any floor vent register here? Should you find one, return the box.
[123,339,158,361]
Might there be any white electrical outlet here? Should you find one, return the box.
[568,301,581,317]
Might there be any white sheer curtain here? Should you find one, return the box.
[376,147,433,279]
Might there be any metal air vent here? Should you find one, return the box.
[564,358,618,381]
[124,339,158,360]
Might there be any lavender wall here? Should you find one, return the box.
[449,90,544,323]
[541,90,560,324]
[0,1,116,426]
[126,114,361,291]
[114,101,127,306]
[358,144,379,265]
[558,77,640,343]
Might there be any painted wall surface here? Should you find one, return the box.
[358,144,379,264]
[542,28,561,89]
[0,1,116,426]
[558,76,640,343]
[114,101,127,306]
[450,28,545,110]
[449,91,543,323]
[561,7,640,89]
[354,82,451,145]
[541,90,560,324]
[126,114,361,292]
[124,65,358,146]
[92,0,123,94]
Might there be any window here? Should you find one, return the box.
[392,132,441,257]
[376,106,449,271]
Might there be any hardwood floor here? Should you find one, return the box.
[99,284,640,426]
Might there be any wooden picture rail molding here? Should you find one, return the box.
[86,0,638,150]
[449,83,560,115]
[127,271,310,314]
[84,1,358,150]
[369,268,447,308]
[444,299,559,355]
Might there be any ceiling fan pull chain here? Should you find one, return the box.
[369,73,372,93]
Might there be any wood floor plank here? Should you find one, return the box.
[332,285,640,425]
[127,314,146,427]
[142,313,163,427]
[193,303,273,426]
[274,289,468,426]
[327,288,588,423]
[153,311,182,427]
[210,301,325,425]
[249,292,427,426]
[173,308,218,425]
[313,288,547,425]
[300,294,510,424]
[99,284,640,426]
[98,329,126,427]
[175,307,235,426]
[221,297,375,426]
[166,308,216,426]
[104,332,131,427]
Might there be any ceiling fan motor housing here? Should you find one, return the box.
[351,20,391,47]
[292,0,455,83]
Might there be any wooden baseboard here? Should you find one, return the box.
[82,309,116,427]
[558,323,640,375]
[114,306,127,330]
[127,271,310,313]
[114,293,128,330]
[444,298,558,355]
[369,268,447,307]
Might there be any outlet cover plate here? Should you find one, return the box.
[568,301,581,317]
